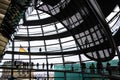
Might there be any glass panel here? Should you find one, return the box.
[46,39,59,45]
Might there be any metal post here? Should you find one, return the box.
[27,26,31,80]
[116,46,120,60]
[11,39,14,79]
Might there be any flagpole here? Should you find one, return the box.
[19,45,21,61]
[19,52,20,61]
[19,45,27,61]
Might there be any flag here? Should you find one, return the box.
[19,45,27,52]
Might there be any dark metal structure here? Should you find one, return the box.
[0,0,120,80]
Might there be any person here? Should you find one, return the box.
[91,63,95,73]
[42,63,45,69]
[85,38,89,48]
[39,48,42,52]
[96,62,103,74]
[106,62,111,75]
[31,62,34,69]
[36,63,39,69]
[50,63,53,69]
[118,61,120,74]
[71,63,74,71]
[81,63,86,72]
[24,62,27,68]
[23,62,25,68]
[26,62,29,69]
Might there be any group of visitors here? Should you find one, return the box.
[81,62,103,74]
[14,61,54,70]
[81,61,114,75]
[14,61,34,69]
[89,62,111,75]
[89,61,120,75]
[36,63,53,69]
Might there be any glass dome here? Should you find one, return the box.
[7,10,78,52]
[0,0,120,79]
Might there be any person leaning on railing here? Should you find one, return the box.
[106,62,111,75]
[118,61,120,74]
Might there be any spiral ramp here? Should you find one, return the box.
[30,0,120,62]
[0,0,11,57]
[0,0,31,60]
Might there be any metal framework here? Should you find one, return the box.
[0,0,120,80]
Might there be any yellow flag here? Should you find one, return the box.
[19,45,27,52]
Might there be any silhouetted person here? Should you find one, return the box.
[81,63,86,72]
[39,48,42,52]
[42,63,45,69]
[36,63,39,69]
[23,62,25,68]
[85,38,89,48]
[91,63,95,73]
[26,62,29,68]
[118,61,120,74]
[89,65,92,73]
[31,62,34,69]
[97,62,103,74]
[106,62,111,75]
[16,61,19,69]
[71,63,74,71]
[101,32,106,40]
[24,62,27,68]
[50,63,53,69]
